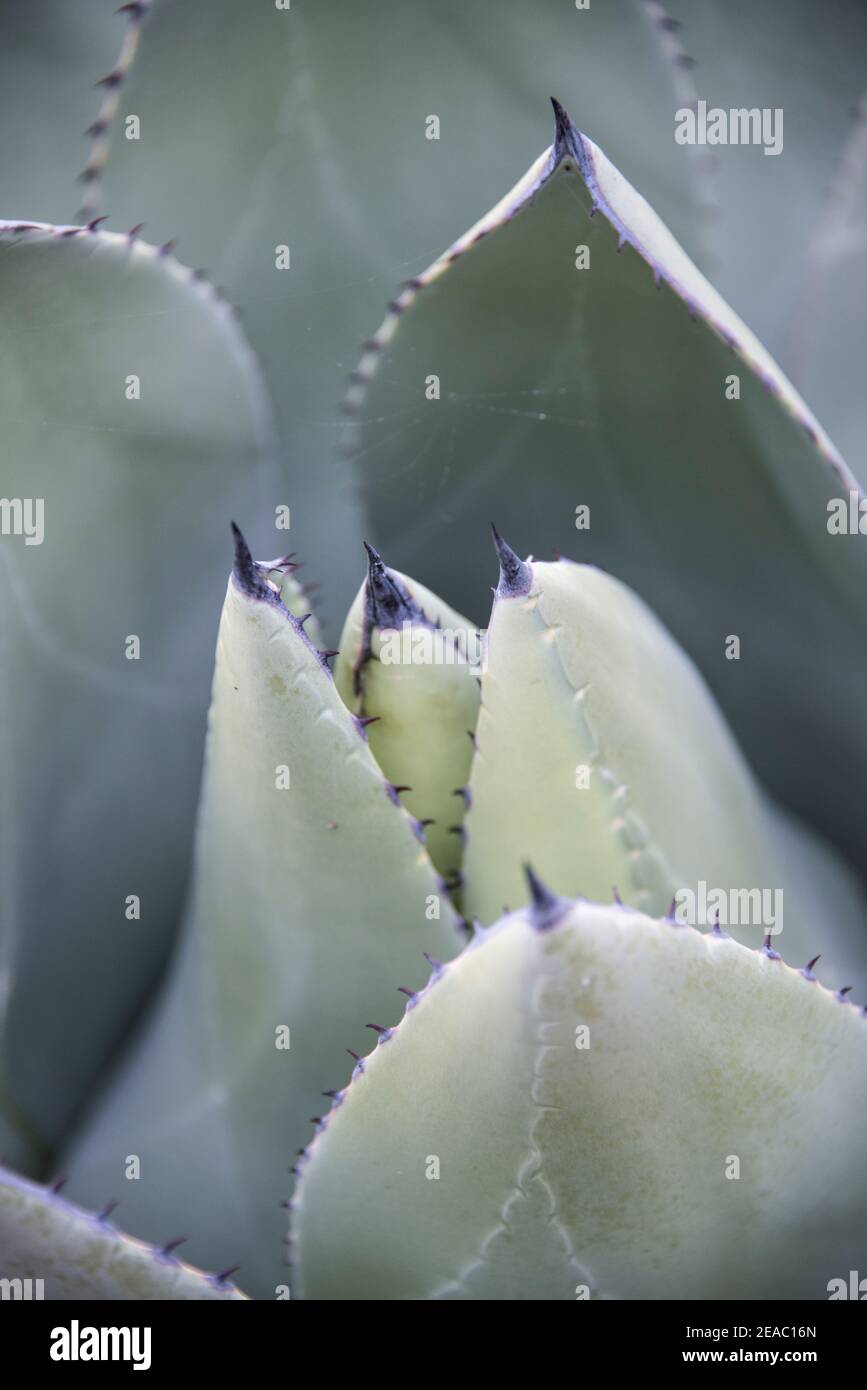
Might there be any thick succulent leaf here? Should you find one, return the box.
[335,555,479,709]
[292,894,867,1300]
[0,221,277,1158]
[336,551,480,882]
[463,551,867,982]
[80,0,714,628]
[68,1,867,478]
[350,111,867,877]
[92,0,709,252]
[794,93,867,473]
[63,540,461,1299]
[680,0,867,468]
[0,1166,247,1300]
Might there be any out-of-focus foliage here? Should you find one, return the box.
[0,0,864,1302]
[0,221,277,1158]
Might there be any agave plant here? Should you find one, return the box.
[1,1,866,1301]
[3,523,866,1299]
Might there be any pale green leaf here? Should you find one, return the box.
[0,1165,248,1300]
[0,221,277,1158]
[351,110,867,876]
[78,0,713,625]
[63,534,461,1299]
[293,894,867,1300]
[463,550,867,982]
[681,0,867,468]
[336,549,480,881]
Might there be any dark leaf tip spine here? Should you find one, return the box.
[549,97,591,175]
[491,523,532,597]
[523,863,570,932]
[363,540,429,630]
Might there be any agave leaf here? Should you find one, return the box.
[462,542,867,981]
[78,0,713,626]
[292,888,867,1300]
[794,92,867,472]
[334,549,479,709]
[260,554,323,647]
[90,0,710,253]
[680,0,867,467]
[349,104,867,879]
[62,530,461,1298]
[0,1166,247,1300]
[0,221,277,1161]
[335,546,480,882]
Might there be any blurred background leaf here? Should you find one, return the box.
[681,0,867,474]
[0,224,277,1159]
[0,3,117,221]
[67,0,716,624]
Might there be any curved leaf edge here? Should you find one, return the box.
[342,103,859,498]
[287,885,867,1296]
[0,1164,250,1300]
[0,216,277,463]
[77,0,154,223]
[230,528,470,918]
